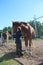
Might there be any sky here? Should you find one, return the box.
[0,0,43,30]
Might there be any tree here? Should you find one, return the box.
[41,23,43,36]
[36,21,42,37]
[3,27,7,32]
[3,26,12,34]
[29,21,43,37]
[7,26,12,34]
[29,21,35,29]
[0,30,3,37]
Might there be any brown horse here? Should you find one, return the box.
[2,31,11,43]
[12,21,35,53]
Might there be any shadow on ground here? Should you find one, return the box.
[39,63,43,65]
[0,52,23,65]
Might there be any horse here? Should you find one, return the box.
[12,21,35,54]
[2,31,11,45]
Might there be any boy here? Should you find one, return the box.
[14,27,23,56]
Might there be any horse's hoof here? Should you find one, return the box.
[31,43,35,48]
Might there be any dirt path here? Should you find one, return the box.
[0,39,43,65]
[15,39,43,65]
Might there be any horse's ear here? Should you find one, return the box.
[19,22,23,25]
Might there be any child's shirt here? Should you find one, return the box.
[14,30,22,43]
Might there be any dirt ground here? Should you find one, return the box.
[0,39,43,65]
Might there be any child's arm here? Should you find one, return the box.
[12,33,16,38]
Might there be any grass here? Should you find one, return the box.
[0,54,22,65]
[0,59,20,65]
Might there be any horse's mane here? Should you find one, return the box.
[12,21,27,27]
[12,21,20,27]
[19,22,27,26]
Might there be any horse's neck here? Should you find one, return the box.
[21,24,28,30]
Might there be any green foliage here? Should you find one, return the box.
[3,26,12,34]
[29,21,35,29]
[36,21,42,36]
[29,21,43,37]
[0,30,3,37]
[3,27,8,32]
[41,23,43,35]
[7,26,12,34]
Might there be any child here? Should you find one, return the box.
[14,27,23,56]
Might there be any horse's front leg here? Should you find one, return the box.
[24,38,28,52]
[29,39,32,55]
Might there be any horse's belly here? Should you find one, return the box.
[24,33,31,39]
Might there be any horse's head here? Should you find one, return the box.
[12,21,28,33]
[12,21,20,33]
